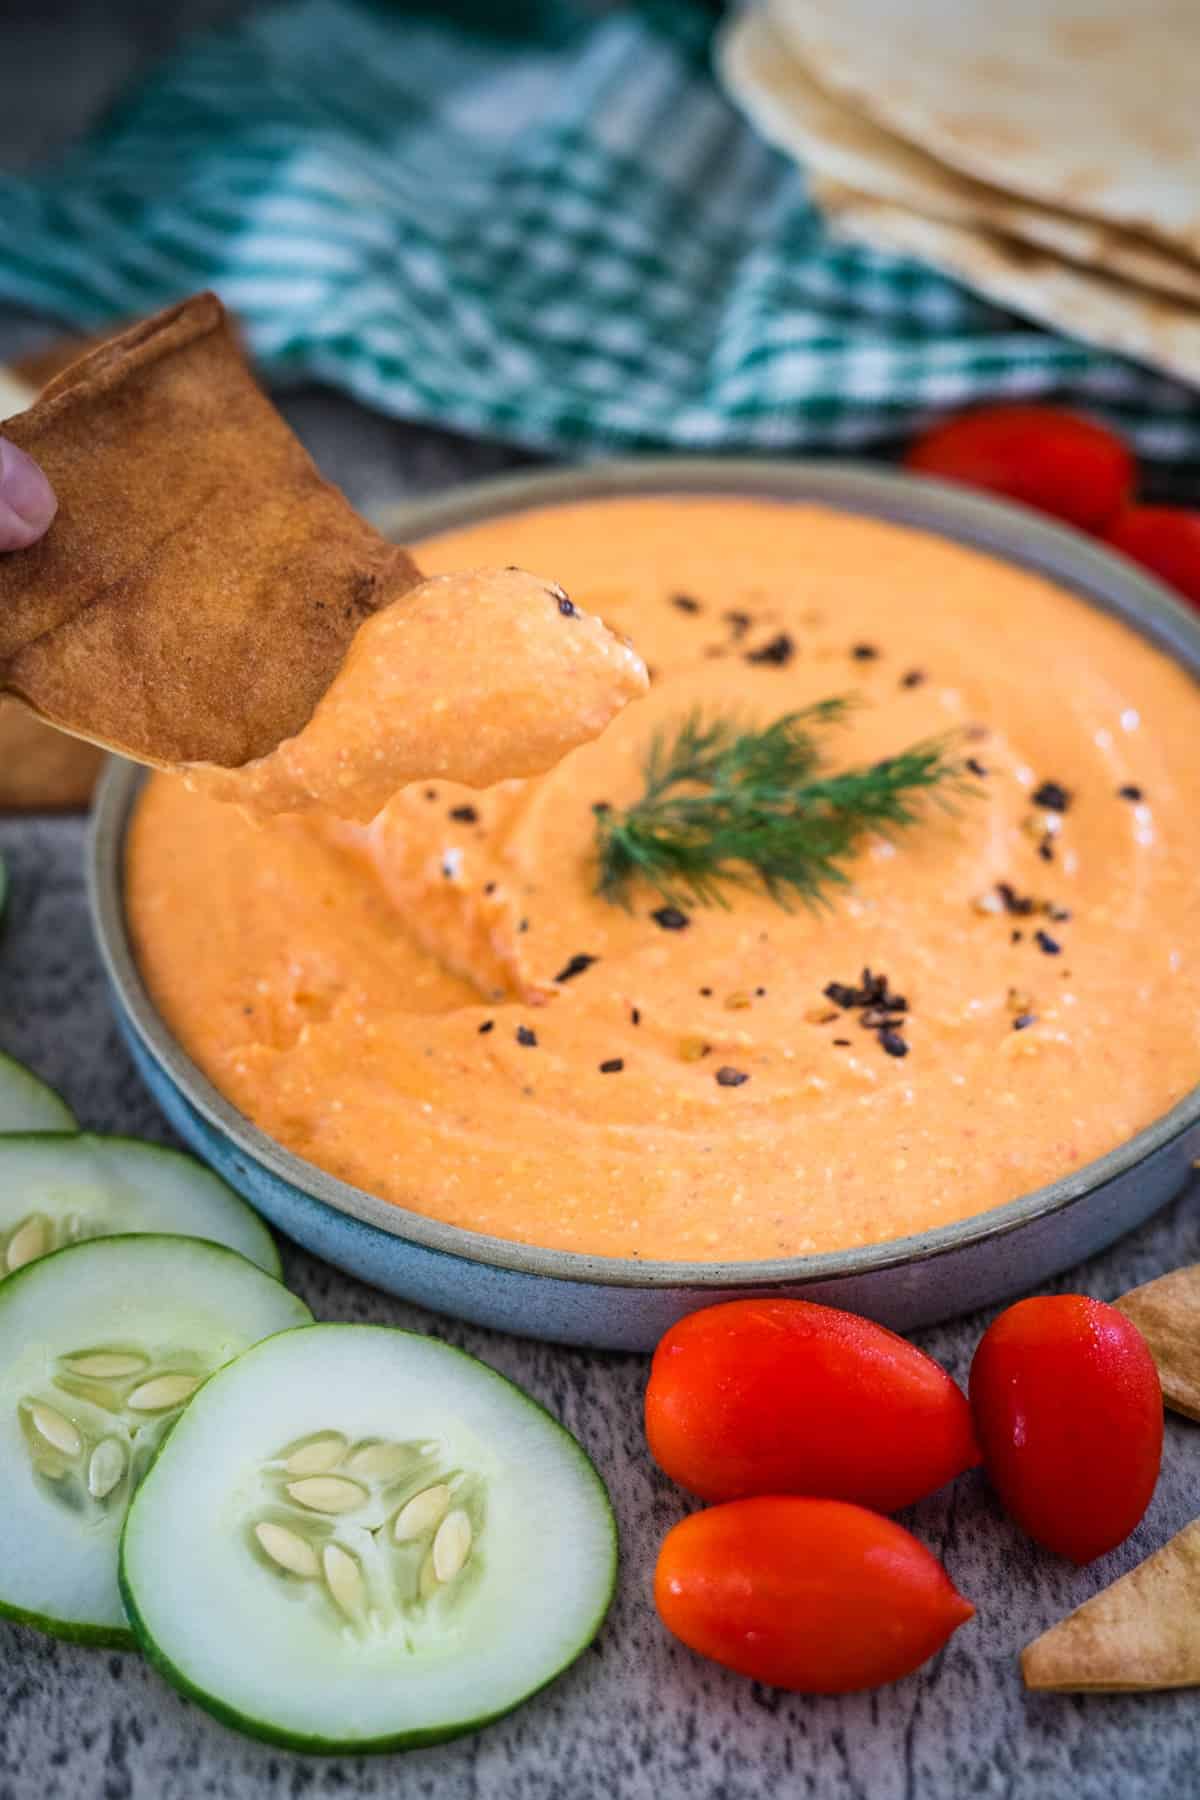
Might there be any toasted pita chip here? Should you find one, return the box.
[1023,1519,1200,1693]
[0,701,104,811]
[1116,1265,1200,1424]
[0,295,420,767]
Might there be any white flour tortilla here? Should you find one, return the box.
[815,180,1200,389]
[769,0,1200,257]
[720,10,1200,307]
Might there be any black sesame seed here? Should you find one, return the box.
[671,593,702,614]
[599,1058,625,1074]
[631,1007,641,1026]
[879,1029,909,1058]
[900,668,926,688]
[851,643,879,661]
[449,804,479,823]
[554,953,598,984]
[557,593,577,617]
[1038,841,1055,862]
[833,1038,852,1047]
[745,633,795,667]
[1012,1013,1037,1031]
[715,1066,749,1087]
[652,906,690,931]
[1034,929,1062,956]
[965,757,988,778]
[1118,784,1144,802]
[1032,780,1071,812]
[478,1020,494,1035]
[516,1025,538,1047]
[1011,929,1024,943]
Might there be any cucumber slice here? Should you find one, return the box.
[0,1050,75,1134]
[0,1132,280,1280]
[0,1234,311,1645]
[121,1324,618,1752]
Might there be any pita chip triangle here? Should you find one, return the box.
[1116,1264,1200,1424]
[1023,1519,1200,1693]
[0,294,421,767]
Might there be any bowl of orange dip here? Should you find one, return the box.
[89,461,1200,1348]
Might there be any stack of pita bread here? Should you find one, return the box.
[719,0,1200,388]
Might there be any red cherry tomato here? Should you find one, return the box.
[905,405,1134,532]
[969,1295,1162,1564]
[645,1299,979,1513]
[1103,506,1200,608]
[655,1496,974,1693]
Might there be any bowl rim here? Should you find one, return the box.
[89,455,1200,1292]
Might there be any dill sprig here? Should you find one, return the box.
[595,699,971,910]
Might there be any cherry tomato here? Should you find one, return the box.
[1103,506,1200,608]
[655,1496,974,1693]
[969,1295,1162,1564]
[905,405,1133,532]
[645,1299,979,1513]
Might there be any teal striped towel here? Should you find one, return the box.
[2,0,1198,461]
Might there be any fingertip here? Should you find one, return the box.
[0,436,57,549]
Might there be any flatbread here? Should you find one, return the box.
[720,11,1200,307]
[814,181,1200,390]
[0,295,421,767]
[1023,1519,1200,1692]
[769,0,1200,257]
[0,701,104,811]
[1116,1265,1200,1423]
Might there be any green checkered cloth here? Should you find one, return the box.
[2,0,1199,460]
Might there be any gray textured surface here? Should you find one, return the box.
[2,4,1200,1793]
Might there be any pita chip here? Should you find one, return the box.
[0,294,421,768]
[1116,1264,1200,1424]
[1023,1519,1200,1693]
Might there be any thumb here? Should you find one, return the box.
[0,436,57,550]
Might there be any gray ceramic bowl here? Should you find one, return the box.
[89,460,1200,1349]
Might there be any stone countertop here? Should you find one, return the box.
[2,4,1199,1790]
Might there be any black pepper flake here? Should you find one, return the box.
[996,882,1036,917]
[900,668,926,688]
[833,1038,852,1047]
[879,1029,909,1058]
[592,800,611,815]
[699,986,713,997]
[652,905,691,931]
[1118,784,1144,802]
[484,881,497,895]
[671,593,702,614]
[745,633,795,667]
[755,987,767,997]
[1037,841,1055,863]
[631,1007,641,1026]
[715,1066,750,1088]
[1012,1013,1037,1031]
[424,788,437,801]
[516,1025,538,1047]
[965,757,988,778]
[554,953,598,984]
[1034,929,1062,956]
[1032,780,1071,812]
[448,804,479,823]
[556,591,577,617]
[851,642,879,661]
[518,918,530,934]
[1046,904,1072,922]
[478,1020,494,1035]
[724,609,753,639]
[823,969,907,1013]
[1011,929,1024,944]
[599,1058,625,1074]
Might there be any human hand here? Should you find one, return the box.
[0,437,56,550]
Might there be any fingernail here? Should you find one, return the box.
[0,436,57,549]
